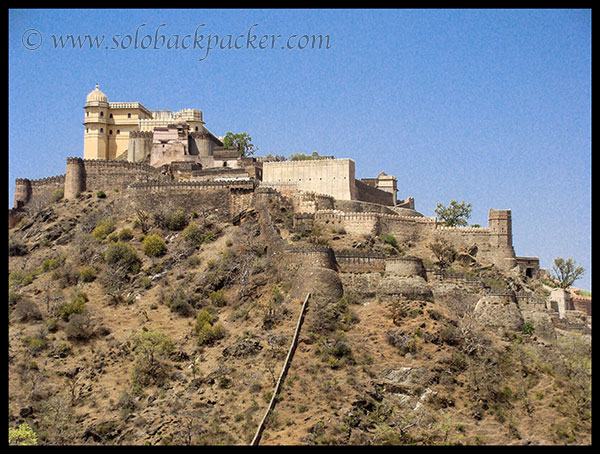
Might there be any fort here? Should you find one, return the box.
[10,84,591,333]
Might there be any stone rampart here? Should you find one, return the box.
[334,250,386,272]
[571,295,592,316]
[315,210,380,236]
[385,256,426,278]
[262,159,356,201]
[14,174,66,208]
[354,179,394,206]
[333,199,400,215]
[63,157,165,198]
[313,208,517,272]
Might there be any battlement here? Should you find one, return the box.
[436,225,491,233]
[129,130,153,138]
[128,180,255,191]
[29,175,65,186]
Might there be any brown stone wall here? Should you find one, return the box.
[334,251,386,272]
[354,179,394,206]
[81,159,163,192]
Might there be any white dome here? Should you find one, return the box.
[86,84,108,103]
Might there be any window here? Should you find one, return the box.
[100,128,104,133]
[116,130,120,135]
[195,127,199,132]
[127,113,131,118]
[109,113,113,119]
[100,111,104,117]
[86,112,89,117]
[109,130,113,135]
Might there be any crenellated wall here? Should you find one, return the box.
[354,179,394,206]
[334,250,386,272]
[14,174,65,208]
[63,157,166,199]
[312,208,517,271]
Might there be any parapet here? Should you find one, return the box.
[384,256,426,278]
[129,130,153,138]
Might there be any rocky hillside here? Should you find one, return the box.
[8,189,591,445]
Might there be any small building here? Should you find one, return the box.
[516,256,540,279]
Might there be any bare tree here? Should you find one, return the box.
[549,257,585,289]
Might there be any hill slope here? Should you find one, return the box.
[8,189,591,445]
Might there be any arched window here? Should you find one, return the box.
[127,113,131,118]
[100,111,104,117]
[109,130,113,135]
[195,126,199,132]
[116,130,120,135]
[109,113,113,119]
[100,128,104,133]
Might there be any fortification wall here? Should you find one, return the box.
[63,157,165,199]
[572,296,592,316]
[315,210,380,237]
[262,159,356,201]
[14,175,66,209]
[313,208,517,271]
[378,213,438,243]
[128,180,255,221]
[334,250,386,272]
[128,131,153,163]
[354,179,394,206]
[385,256,426,278]
[284,246,337,269]
[333,199,400,215]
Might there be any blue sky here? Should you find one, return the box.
[9,9,591,291]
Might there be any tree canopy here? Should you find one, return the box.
[434,200,472,227]
[222,132,257,158]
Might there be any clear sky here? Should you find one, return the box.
[9,9,591,291]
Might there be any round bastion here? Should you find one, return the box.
[385,256,425,278]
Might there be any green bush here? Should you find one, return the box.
[164,208,188,231]
[383,234,399,249]
[118,228,134,241]
[9,423,38,446]
[24,334,47,354]
[104,241,140,272]
[41,255,65,272]
[182,223,204,245]
[9,269,37,289]
[59,291,88,321]
[93,217,116,240]
[195,309,225,345]
[130,329,174,387]
[50,188,64,203]
[209,289,227,307]
[142,233,167,257]
[8,238,28,256]
[79,266,97,283]
[522,322,535,336]
[162,285,196,317]
[96,190,107,198]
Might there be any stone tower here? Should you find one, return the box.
[488,209,517,271]
[13,178,32,208]
[128,131,153,163]
[64,157,86,199]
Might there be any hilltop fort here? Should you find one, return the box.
[11,84,590,333]
[8,85,591,445]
